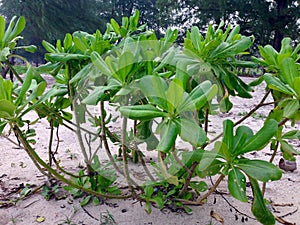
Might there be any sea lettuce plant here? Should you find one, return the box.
[0,11,299,225]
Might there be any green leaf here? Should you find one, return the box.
[226,25,240,42]
[0,47,10,61]
[263,74,296,96]
[42,40,57,53]
[91,51,112,76]
[80,195,91,207]
[157,120,178,153]
[249,177,275,225]
[45,53,88,63]
[118,51,134,82]
[0,99,16,118]
[15,66,34,106]
[120,104,167,121]
[8,16,26,41]
[73,35,88,52]
[176,117,207,147]
[151,196,164,209]
[228,167,248,202]
[70,64,93,84]
[237,159,282,182]
[0,77,13,101]
[190,26,202,52]
[0,120,7,134]
[63,33,73,50]
[238,119,278,154]
[110,19,120,34]
[294,77,300,97]
[83,85,118,105]
[165,79,185,113]
[196,158,224,178]
[280,57,297,87]
[27,81,47,102]
[223,120,234,155]
[0,16,5,42]
[283,99,299,118]
[138,75,168,110]
[179,81,218,112]
[282,130,300,139]
[259,45,277,66]
[129,10,140,32]
[212,36,253,58]
[190,181,208,192]
[232,126,253,155]
[144,201,152,214]
[280,140,300,159]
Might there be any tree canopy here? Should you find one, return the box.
[0,0,298,62]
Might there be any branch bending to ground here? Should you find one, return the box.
[207,90,271,146]
[13,125,131,199]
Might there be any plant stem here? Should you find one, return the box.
[207,90,271,146]
[5,60,23,83]
[99,101,124,176]
[73,102,91,172]
[121,116,135,192]
[13,125,130,199]
[47,119,54,178]
[12,126,48,177]
[178,173,225,205]
[197,173,225,203]
[262,140,279,196]
[178,162,198,197]
[204,108,209,133]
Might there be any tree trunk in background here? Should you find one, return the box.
[272,0,288,51]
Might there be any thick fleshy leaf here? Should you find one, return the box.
[45,53,88,63]
[212,36,253,58]
[238,119,278,154]
[156,120,178,153]
[91,51,112,76]
[196,158,224,178]
[138,75,168,110]
[8,16,26,41]
[120,104,167,121]
[282,130,300,139]
[136,120,159,150]
[0,120,7,134]
[21,45,36,53]
[70,64,93,84]
[63,33,73,50]
[280,140,300,157]
[263,74,296,96]
[223,120,234,155]
[0,77,13,101]
[0,16,5,41]
[165,79,185,114]
[82,85,119,105]
[283,99,299,118]
[237,159,282,182]
[294,77,300,97]
[175,117,207,147]
[280,57,297,87]
[15,66,33,106]
[228,168,248,202]
[179,81,218,112]
[27,81,47,102]
[0,99,16,118]
[259,45,277,66]
[232,126,253,155]
[249,177,275,225]
[118,51,134,82]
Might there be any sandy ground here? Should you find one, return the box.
[0,77,299,225]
